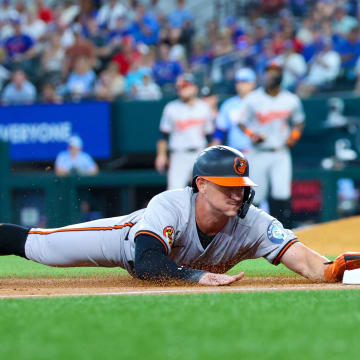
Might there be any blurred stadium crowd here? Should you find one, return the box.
[1,0,360,105]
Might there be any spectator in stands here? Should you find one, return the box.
[0,47,10,89]
[271,30,286,56]
[106,14,129,46]
[4,18,37,71]
[169,0,193,29]
[1,69,37,105]
[0,0,19,23]
[63,23,96,76]
[332,4,358,37]
[22,8,46,41]
[64,56,96,101]
[204,19,219,51]
[95,62,125,101]
[147,0,164,22]
[83,17,111,70]
[96,0,126,30]
[127,3,160,46]
[85,17,107,49]
[125,59,151,92]
[211,68,256,152]
[301,25,325,63]
[77,0,98,25]
[296,17,313,46]
[40,31,65,81]
[58,1,81,26]
[168,27,186,65]
[111,35,142,76]
[250,18,268,54]
[40,82,62,104]
[36,0,54,24]
[254,39,276,79]
[132,69,162,100]
[337,26,360,78]
[281,40,307,91]
[0,17,13,42]
[259,0,285,15]
[297,37,341,98]
[189,39,211,73]
[56,18,76,49]
[152,42,183,87]
[15,1,27,23]
[289,0,308,17]
[213,28,233,57]
[55,135,99,177]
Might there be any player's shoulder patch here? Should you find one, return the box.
[163,226,175,248]
[267,220,286,244]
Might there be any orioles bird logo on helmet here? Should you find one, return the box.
[233,157,247,175]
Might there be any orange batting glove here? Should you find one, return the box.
[324,252,360,282]
[244,128,265,144]
[286,129,302,148]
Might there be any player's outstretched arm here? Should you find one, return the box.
[280,241,360,282]
[280,242,330,282]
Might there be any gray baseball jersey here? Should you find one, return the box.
[25,187,298,275]
[237,88,305,149]
[160,99,214,151]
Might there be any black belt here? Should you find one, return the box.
[257,148,282,152]
[170,148,200,153]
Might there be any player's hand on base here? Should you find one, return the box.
[324,252,360,282]
[198,272,244,286]
[155,154,168,173]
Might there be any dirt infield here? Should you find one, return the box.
[295,215,360,254]
[1,216,359,299]
[0,275,359,299]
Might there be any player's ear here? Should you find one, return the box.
[196,177,207,193]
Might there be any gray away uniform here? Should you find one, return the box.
[25,187,298,275]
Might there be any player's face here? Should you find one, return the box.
[265,68,282,90]
[203,180,245,217]
[235,81,255,97]
[178,84,198,101]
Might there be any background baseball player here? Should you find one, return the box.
[155,73,214,190]
[236,61,305,228]
[211,68,257,152]
[0,146,358,286]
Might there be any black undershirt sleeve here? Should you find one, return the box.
[160,132,169,141]
[206,134,212,144]
[134,234,206,282]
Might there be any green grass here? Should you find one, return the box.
[0,290,359,360]
[0,255,301,278]
[0,255,355,360]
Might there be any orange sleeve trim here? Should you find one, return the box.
[244,128,254,137]
[272,240,298,266]
[28,222,134,235]
[135,231,169,255]
[290,129,301,141]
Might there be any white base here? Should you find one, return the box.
[343,269,360,284]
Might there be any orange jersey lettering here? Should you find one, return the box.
[255,110,291,124]
[175,118,205,131]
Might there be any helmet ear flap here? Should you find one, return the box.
[238,188,255,219]
[192,176,199,192]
